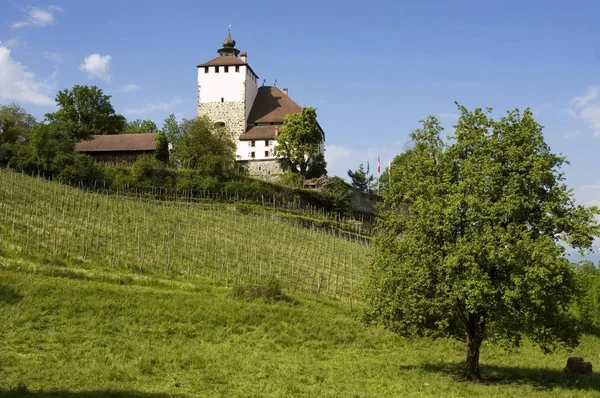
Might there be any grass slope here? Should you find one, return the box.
[0,170,368,301]
[1,258,600,397]
[2,170,600,396]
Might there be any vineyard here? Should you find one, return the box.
[0,169,370,302]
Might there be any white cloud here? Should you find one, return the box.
[43,51,62,63]
[119,84,143,93]
[565,86,600,136]
[124,97,183,115]
[79,53,111,81]
[0,46,55,106]
[0,38,20,48]
[12,6,62,29]
[563,131,582,140]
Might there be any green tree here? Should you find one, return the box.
[347,163,376,193]
[45,85,126,139]
[154,132,169,164]
[363,106,600,380]
[273,107,326,178]
[124,119,158,134]
[161,113,181,145]
[17,123,75,174]
[171,116,236,175]
[0,104,37,166]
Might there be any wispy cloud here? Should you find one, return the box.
[119,84,143,93]
[79,53,111,81]
[124,97,183,115]
[12,5,63,29]
[564,86,600,136]
[563,131,582,140]
[0,38,20,48]
[533,103,553,116]
[0,45,55,106]
[43,51,62,63]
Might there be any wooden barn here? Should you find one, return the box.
[75,133,157,165]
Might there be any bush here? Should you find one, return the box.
[131,155,175,189]
[231,276,287,301]
[59,154,103,185]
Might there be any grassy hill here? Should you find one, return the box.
[1,169,600,397]
[0,169,368,302]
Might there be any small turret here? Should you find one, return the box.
[217,28,240,57]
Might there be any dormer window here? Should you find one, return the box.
[224,66,229,73]
[235,66,240,72]
[215,66,219,73]
[204,66,209,73]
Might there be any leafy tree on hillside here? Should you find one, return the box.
[347,163,376,193]
[273,107,326,178]
[124,119,158,134]
[0,104,37,166]
[161,113,181,145]
[45,85,126,139]
[363,105,600,380]
[171,116,236,176]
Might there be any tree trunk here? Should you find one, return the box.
[465,331,482,380]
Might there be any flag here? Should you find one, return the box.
[377,155,381,173]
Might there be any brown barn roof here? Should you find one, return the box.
[239,125,281,140]
[75,133,157,152]
[247,86,302,124]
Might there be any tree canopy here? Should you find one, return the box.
[0,104,37,166]
[45,85,126,139]
[124,119,158,134]
[363,105,600,380]
[347,163,376,193]
[273,107,326,178]
[161,113,181,145]
[170,116,236,175]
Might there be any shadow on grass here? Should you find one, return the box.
[0,284,22,305]
[400,361,599,390]
[0,388,187,397]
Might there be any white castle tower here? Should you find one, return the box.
[197,29,259,140]
[197,30,325,180]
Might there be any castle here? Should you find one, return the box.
[196,30,325,179]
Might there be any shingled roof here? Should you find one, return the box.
[75,133,157,152]
[239,125,281,140]
[197,55,246,67]
[247,86,302,124]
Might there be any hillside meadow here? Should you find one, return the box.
[1,169,599,397]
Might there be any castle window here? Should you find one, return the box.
[204,67,208,73]
[264,151,269,157]
[250,151,255,159]
[221,97,224,103]
[215,122,225,128]
[215,66,219,73]
[224,66,229,73]
[235,66,240,72]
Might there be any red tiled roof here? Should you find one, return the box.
[75,133,157,152]
[239,125,281,140]
[247,86,302,124]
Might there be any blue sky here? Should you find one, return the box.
[1,1,600,230]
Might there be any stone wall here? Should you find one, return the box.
[197,100,246,141]
[239,159,284,182]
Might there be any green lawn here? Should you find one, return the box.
[1,170,599,397]
[1,256,599,397]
